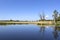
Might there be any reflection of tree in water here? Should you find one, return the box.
[38,25,45,40]
[40,25,45,32]
[53,25,59,40]
[40,25,45,40]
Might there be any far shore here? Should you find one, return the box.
[0,20,60,25]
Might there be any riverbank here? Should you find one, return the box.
[0,20,60,25]
[0,21,55,25]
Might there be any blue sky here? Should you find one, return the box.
[0,0,60,20]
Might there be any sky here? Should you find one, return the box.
[0,0,60,21]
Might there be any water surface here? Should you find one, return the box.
[0,24,60,40]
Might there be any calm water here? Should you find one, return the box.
[0,24,60,40]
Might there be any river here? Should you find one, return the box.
[0,24,60,40]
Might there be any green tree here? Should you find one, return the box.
[10,19,13,21]
[57,14,60,21]
[53,10,58,23]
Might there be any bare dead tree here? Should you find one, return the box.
[39,12,45,21]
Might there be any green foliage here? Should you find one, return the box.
[9,19,13,21]
[53,10,59,23]
[57,14,60,21]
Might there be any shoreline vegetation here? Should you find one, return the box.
[0,10,60,25]
[0,20,60,25]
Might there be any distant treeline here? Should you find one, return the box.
[0,20,60,22]
[0,20,31,22]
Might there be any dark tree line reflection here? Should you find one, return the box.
[40,25,45,33]
[53,25,60,40]
[38,25,45,40]
[38,25,60,40]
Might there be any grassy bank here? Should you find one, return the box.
[0,21,60,25]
